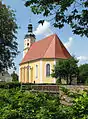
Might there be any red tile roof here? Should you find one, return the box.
[20,34,71,64]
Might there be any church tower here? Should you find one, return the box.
[23,22,35,57]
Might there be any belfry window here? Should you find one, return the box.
[27,43,29,46]
[46,64,50,77]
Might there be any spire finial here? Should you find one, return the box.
[29,17,31,23]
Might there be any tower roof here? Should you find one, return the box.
[28,23,33,33]
[24,22,35,39]
[20,34,71,64]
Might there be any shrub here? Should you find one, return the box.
[0,82,21,89]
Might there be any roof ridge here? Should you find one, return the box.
[57,36,70,57]
[55,34,57,57]
[42,35,55,58]
[32,34,55,44]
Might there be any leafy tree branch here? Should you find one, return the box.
[25,0,88,37]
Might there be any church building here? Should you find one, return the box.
[19,23,71,83]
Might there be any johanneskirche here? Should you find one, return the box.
[19,23,71,83]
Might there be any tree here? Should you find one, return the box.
[79,64,88,84]
[25,0,88,37]
[52,57,79,84]
[0,2,18,72]
[11,71,19,82]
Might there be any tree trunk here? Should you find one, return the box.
[69,75,72,85]
[59,76,61,84]
[77,75,79,84]
[67,75,69,85]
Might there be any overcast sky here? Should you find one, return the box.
[3,0,88,74]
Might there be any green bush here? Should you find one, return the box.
[56,78,61,84]
[11,71,19,82]
[84,78,88,85]
[79,64,88,84]
[0,88,88,119]
[72,91,88,119]
[0,88,72,119]
[0,82,21,89]
[0,82,7,88]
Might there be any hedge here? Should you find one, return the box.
[0,82,21,89]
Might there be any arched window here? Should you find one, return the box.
[46,64,50,77]
[27,43,29,46]
[36,65,38,78]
